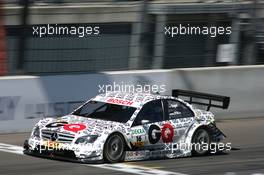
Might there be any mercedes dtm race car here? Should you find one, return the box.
[24,89,230,163]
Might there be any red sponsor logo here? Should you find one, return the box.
[63,123,86,133]
[107,98,133,106]
[161,123,174,143]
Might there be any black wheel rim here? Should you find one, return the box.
[106,135,124,161]
[193,129,210,154]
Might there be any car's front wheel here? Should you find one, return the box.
[103,133,125,163]
[191,128,211,156]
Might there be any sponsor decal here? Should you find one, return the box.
[107,98,133,106]
[131,128,145,135]
[43,140,62,150]
[125,150,149,161]
[133,142,144,147]
[46,121,68,128]
[148,123,174,144]
[25,101,83,119]
[45,122,86,133]
[132,136,144,147]
[161,123,174,143]
[63,123,86,133]
[148,125,161,144]
[0,96,20,121]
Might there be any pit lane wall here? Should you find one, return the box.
[0,65,263,133]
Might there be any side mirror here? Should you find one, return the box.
[141,119,149,125]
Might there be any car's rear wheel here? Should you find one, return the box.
[192,128,211,156]
[103,133,125,163]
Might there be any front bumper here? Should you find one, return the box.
[23,139,103,163]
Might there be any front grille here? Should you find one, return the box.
[41,130,75,143]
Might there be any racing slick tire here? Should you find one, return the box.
[103,133,125,163]
[191,128,211,156]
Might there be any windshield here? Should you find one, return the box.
[72,100,137,123]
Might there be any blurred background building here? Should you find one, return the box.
[0,0,263,75]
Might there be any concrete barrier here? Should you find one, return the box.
[169,66,264,119]
[0,65,263,133]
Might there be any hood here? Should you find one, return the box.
[38,115,127,137]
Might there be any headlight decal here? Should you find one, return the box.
[75,135,98,144]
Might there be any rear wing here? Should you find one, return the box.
[172,89,230,111]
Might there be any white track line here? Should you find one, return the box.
[0,143,24,155]
[0,142,187,175]
[89,163,187,175]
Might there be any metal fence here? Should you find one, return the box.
[0,0,263,75]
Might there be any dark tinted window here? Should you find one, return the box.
[133,100,164,126]
[165,100,194,120]
[72,101,136,123]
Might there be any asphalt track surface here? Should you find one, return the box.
[1,118,264,175]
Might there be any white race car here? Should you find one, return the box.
[24,89,230,163]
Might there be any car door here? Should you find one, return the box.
[163,99,195,144]
[130,99,166,150]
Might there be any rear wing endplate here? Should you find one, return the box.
[172,89,230,111]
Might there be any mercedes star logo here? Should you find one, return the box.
[50,132,58,141]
